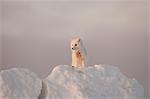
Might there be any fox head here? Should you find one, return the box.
[70,37,81,52]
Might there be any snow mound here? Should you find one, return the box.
[0,65,144,99]
[0,68,42,99]
[41,64,144,99]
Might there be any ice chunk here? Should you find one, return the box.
[0,68,42,99]
[42,65,144,99]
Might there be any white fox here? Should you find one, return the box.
[70,37,87,68]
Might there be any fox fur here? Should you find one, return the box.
[70,37,87,68]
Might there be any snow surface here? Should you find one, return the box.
[0,68,42,99]
[41,64,144,99]
[0,64,144,99]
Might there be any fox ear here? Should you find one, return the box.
[76,37,80,42]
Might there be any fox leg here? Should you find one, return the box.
[81,54,86,68]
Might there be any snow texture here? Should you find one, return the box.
[0,65,144,99]
[0,68,42,99]
[41,64,144,99]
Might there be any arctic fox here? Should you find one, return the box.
[70,37,87,68]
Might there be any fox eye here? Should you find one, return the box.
[75,44,77,46]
